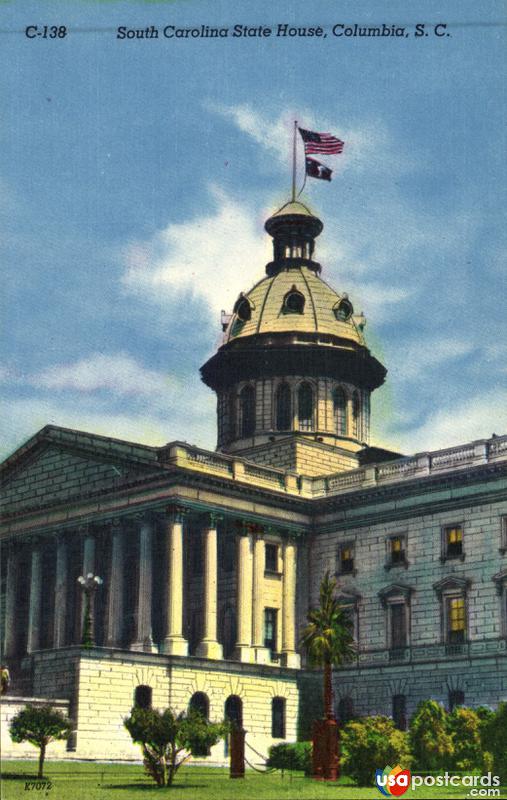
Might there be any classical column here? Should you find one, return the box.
[105,520,124,648]
[131,516,157,652]
[234,524,254,662]
[252,530,270,664]
[53,534,68,648]
[27,540,43,654]
[3,543,20,659]
[281,535,300,668]
[196,514,223,660]
[161,507,188,656]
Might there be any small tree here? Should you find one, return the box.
[341,716,410,786]
[124,706,227,787]
[9,704,72,778]
[409,700,453,771]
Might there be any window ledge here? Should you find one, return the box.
[440,553,466,563]
[264,569,282,579]
[335,569,357,578]
[385,560,409,571]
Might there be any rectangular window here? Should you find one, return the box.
[447,596,466,643]
[444,525,463,558]
[501,516,507,554]
[264,608,278,655]
[390,603,407,649]
[265,544,279,573]
[388,536,406,566]
[339,544,355,575]
[392,694,407,731]
[271,697,286,739]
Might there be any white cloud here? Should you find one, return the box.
[388,337,477,380]
[122,185,271,318]
[380,389,507,454]
[32,353,172,398]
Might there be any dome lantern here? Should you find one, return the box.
[264,200,323,276]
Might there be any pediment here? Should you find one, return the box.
[378,583,413,606]
[1,426,160,514]
[433,575,471,595]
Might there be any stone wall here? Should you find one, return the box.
[1,696,70,759]
[29,649,299,762]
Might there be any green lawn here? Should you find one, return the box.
[1,761,506,800]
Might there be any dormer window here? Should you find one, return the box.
[233,294,252,322]
[333,297,354,321]
[283,287,305,314]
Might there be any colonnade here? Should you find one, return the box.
[1,507,300,667]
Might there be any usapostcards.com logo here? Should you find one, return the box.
[375,764,411,796]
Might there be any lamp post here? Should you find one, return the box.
[77,573,103,647]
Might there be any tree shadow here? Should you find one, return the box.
[103,784,205,792]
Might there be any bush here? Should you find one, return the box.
[448,707,484,771]
[9,704,72,778]
[267,741,312,773]
[341,716,410,786]
[482,702,507,782]
[124,707,227,786]
[409,700,454,771]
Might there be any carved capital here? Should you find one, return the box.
[166,505,188,524]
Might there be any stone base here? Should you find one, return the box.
[161,636,188,656]
[281,652,301,669]
[234,645,255,663]
[195,639,223,660]
[254,646,271,665]
[130,638,157,654]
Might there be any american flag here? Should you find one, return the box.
[299,127,344,155]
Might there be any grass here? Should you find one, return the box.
[1,761,506,800]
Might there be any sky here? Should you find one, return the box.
[1,0,506,460]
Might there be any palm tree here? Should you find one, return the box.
[300,571,356,720]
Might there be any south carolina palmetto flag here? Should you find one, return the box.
[299,127,344,182]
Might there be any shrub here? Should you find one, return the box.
[341,716,410,786]
[409,700,453,771]
[482,702,507,783]
[267,741,312,773]
[9,704,72,778]
[448,707,483,771]
[124,707,227,786]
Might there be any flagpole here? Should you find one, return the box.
[292,120,297,201]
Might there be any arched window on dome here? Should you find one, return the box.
[239,385,256,438]
[352,391,361,438]
[333,387,347,436]
[233,294,251,322]
[275,383,291,431]
[283,286,305,314]
[298,382,314,432]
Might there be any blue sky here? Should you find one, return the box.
[1,0,506,459]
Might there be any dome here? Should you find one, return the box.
[224,267,365,345]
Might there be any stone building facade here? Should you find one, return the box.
[1,199,506,761]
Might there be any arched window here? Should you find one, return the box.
[134,685,152,710]
[224,695,243,756]
[228,391,236,441]
[239,385,255,438]
[352,391,361,438]
[333,297,354,321]
[189,692,211,756]
[448,689,465,711]
[298,382,314,432]
[233,294,251,322]
[333,387,347,435]
[271,697,286,739]
[337,696,354,725]
[275,383,291,431]
[282,287,305,314]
